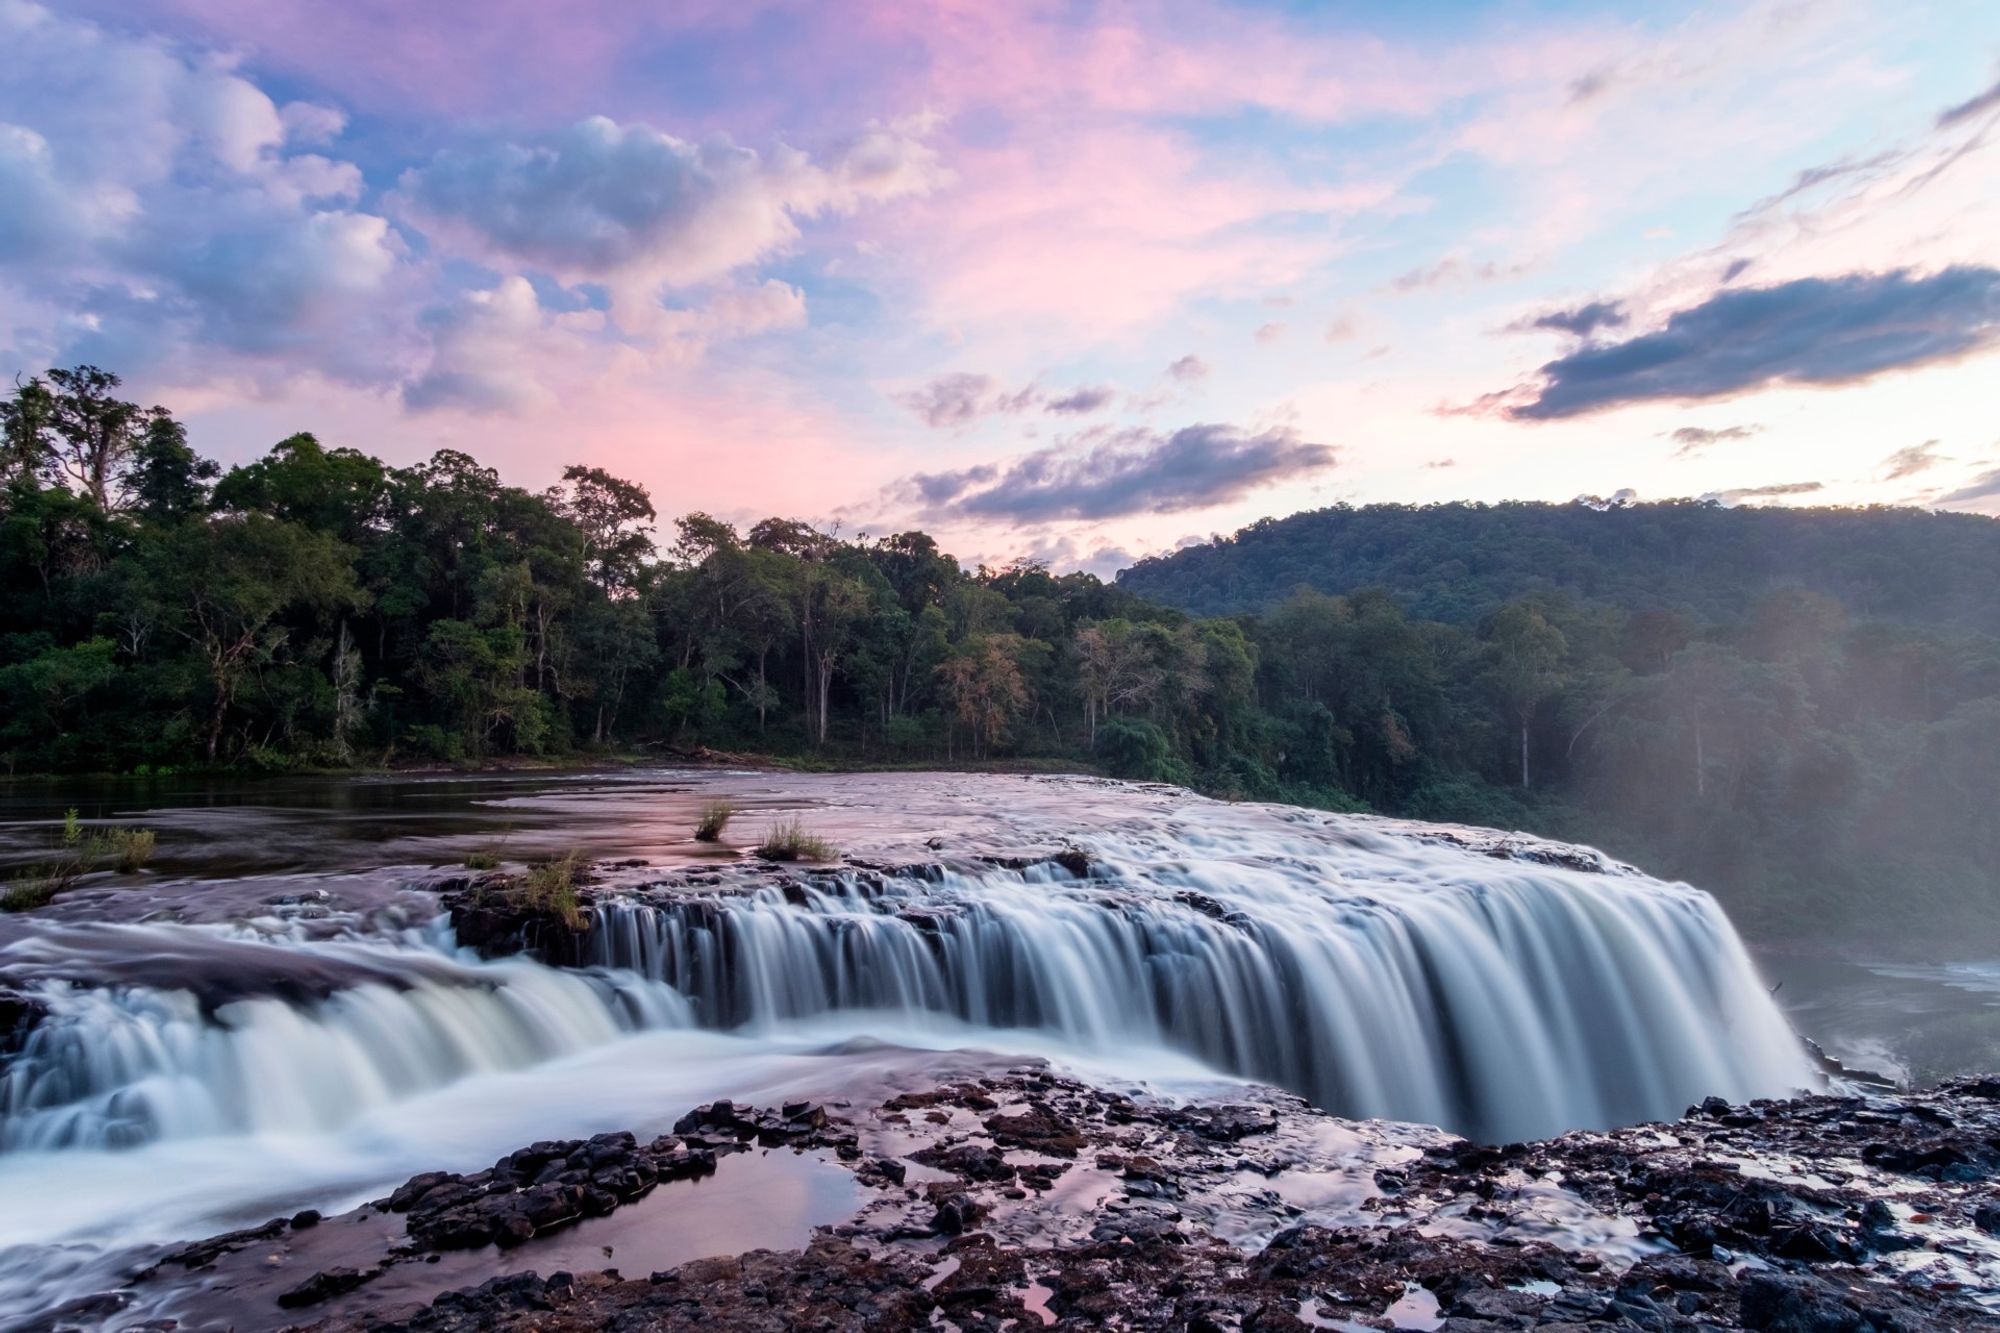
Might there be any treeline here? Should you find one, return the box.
[3,367,1998,947]
[1120,499,2000,632]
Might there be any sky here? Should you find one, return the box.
[3,0,1998,576]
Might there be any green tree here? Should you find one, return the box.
[1481,601,1568,787]
[160,516,361,760]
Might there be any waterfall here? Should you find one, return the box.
[581,820,1813,1143]
[0,938,691,1151]
[0,796,1814,1153]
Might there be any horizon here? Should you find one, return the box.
[4,0,1998,580]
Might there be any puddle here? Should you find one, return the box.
[1385,1281,1443,1331]
[133,1148,857,1332]
[1017,1272,1055,1324]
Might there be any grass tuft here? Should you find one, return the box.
[100,827,156,873]
[512,852,586,929]
[754,816,837,863]
[693,799,735,843]
[463,847,502,870]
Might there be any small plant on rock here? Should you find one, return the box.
[514,852,587,929]
[693,800,735,843]
[1,877,58,913]
[755,816,837,863]
[101,827,156,873]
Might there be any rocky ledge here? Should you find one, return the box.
[71,1067,2000,1333]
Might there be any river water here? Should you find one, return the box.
[0,767,1958,1324]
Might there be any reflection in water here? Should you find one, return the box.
[128,1147,857,1333]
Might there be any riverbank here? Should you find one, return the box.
[55,1065,2000,1332]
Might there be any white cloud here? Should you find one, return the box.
[0,1,403,386]
[395,114,944,328]
[404,277,564,414]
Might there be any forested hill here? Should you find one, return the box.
[1118,502,2000,630]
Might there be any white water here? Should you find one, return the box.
[0,774,1816,1321]
[588,816,1813,1143]
[0,923,690,1153]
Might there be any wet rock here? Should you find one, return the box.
[0,988,48,1053]
[932,1193,985,1235]
[1166,1103,1279,1141]
[911,1142,1016,1183]
[984,1105,1086,1156]
[672,1098,852,1150]
[1052,845,1093,878]
[1737,1271,1868,1331]
[388,1131,718,1252]
[277,1266,371,1309]
[856,1158,907,1187]
[148,1217,289,1271]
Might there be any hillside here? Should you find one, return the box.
[1117,501,2000,629]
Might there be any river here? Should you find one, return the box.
[0,767,1968,1325]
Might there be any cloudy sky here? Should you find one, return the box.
[4,0,1998,575]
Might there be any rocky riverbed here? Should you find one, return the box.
[38,1064,2000,1332]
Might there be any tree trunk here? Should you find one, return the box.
[206,681,231,761]
[1519,718,1531,788]
[815,656,833,745]
[756,649,769,734]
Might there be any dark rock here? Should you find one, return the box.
[276,1266,370,1309]
[911,1142,1015,1183]
[1737,1271,1867,1332]
[984,1106,1086,1156]
[1450,1285,1545,1321]
[932,1194,984,1235]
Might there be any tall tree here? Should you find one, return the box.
[1482,601,1568,787]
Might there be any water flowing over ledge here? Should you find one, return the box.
[576,805,1815,1144]
[0,776,1815,1161]
[0,767,1822,1313]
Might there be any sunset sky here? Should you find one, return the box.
[4,0,1998,574]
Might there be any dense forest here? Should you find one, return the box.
[1120,499,2000,632]
[3,367,1997,949]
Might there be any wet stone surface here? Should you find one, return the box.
[71,1069,2000,1332]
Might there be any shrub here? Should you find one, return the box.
[3,857,83,912]
[1093,716,1189,784]
[755,816,837,863]
[100,827,155,872]
[1,878,57,913]
[513,852,586,929]
[693,799,734,842]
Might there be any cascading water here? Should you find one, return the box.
[581,815,1814,1144]
[0,923,692,1152]
[0,771,1818,1323]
